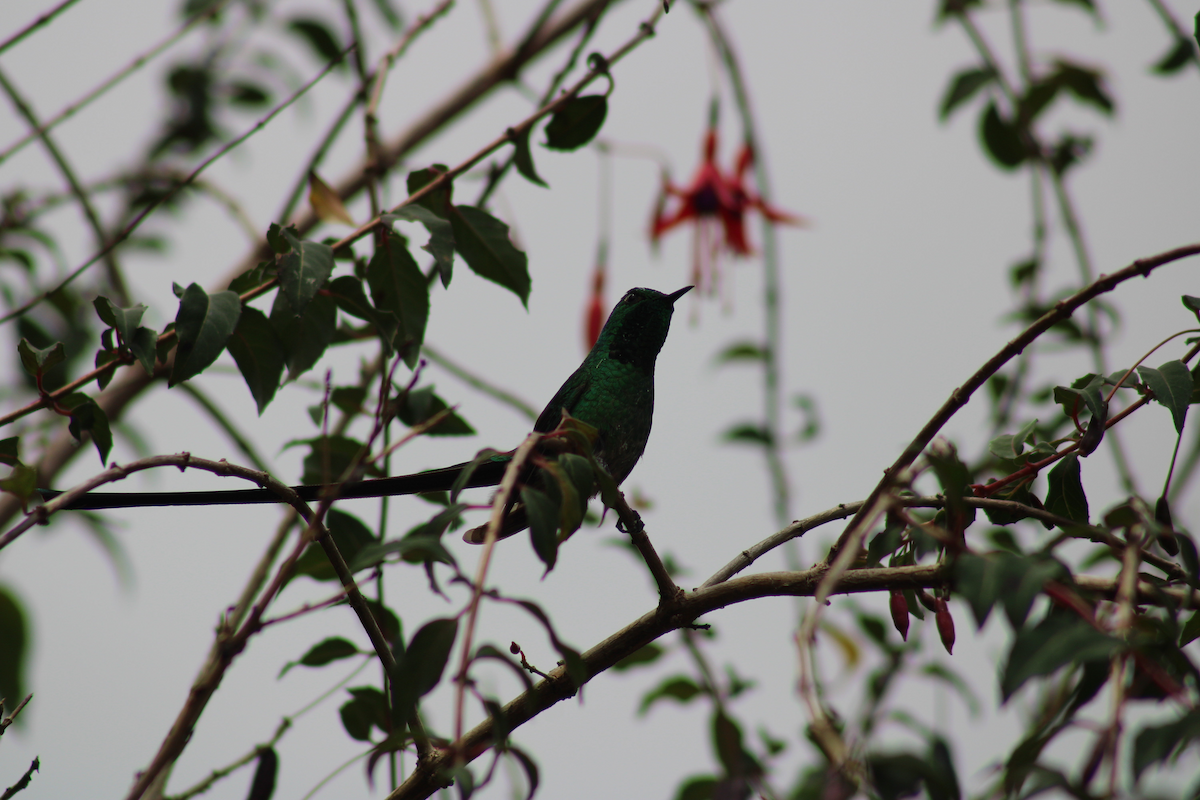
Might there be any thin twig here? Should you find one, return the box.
[0,0,80,56]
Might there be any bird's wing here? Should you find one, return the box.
[533,366,591,433]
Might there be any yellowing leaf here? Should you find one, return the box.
[308,171,355,226]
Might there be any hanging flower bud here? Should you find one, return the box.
[935,597,955,655]
[584,264,606,351]
[889,592,910,641]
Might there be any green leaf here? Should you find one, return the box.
[226,306,285,414]
[988,419,1038,460]
[169,284,241,385]
[523,486,559,570]
[512,127,547,187]
[291,508,377,582]
[939,66,994,119]
[0,462,37,506]
[340,686,388,741]
[128,326,158,374]
[278,238,334,317]
[279,636,360,677]
[543,95,607,150]
[287,17,344,65]
[1183,294,1200,314]
[390,618,458,730]
[613,643,665,671]
[1138,361,1193,433]
[1132,709,1200,779]
[721,422,771,446]
[298,435,372,485]
[59,392,113,464]
[954,554,1000,628]
[17,338,65,378]
[395,386,474,436]
[507,746,540,800]
[367,234,429,368]
[266,223,293,255]
[246,747,277,800]
[405,165,450,217]
[0,585,28,711]
[1001,611,1120,700]
[639,675,702,715]
[384,205,455,287]
[269,289,335,381]
[1151,37,1197,75]
[93,297,147,346]
[1180,610,1200,647]
[1053,59,1114,115]
[1045,454,1088,524]
[979,102,1026,169]
[450,206,530,306]
[713,340,767,365]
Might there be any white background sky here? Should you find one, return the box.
[2,0,1199,798]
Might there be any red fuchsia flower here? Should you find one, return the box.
[583,263,606,351]
[651,129,805,302]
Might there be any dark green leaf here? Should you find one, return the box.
[1181,610,1200,647]
[1152,37,1197,75]
[266,223,293,255]
[543,95,607,151]
[639,675,701,714]
[613,643,665,671]
[269,289,335,381]
[450,206,530,306]
[390,618,458,728]
[170,284,241,385]
[395,386,473,436]
[278,239,333,317]
[939,66,994,119]
[17,338,65,378]
[512,127,547,187]
[1139,361,1193,433]
[1132,709,1200,778]
[59,392,112,464]
[1045,454,1088,524]
[246,747,277,800]
[979,102,1026,169]
[712,711,747,777]
[228,80,270,107]
[405,164,451,219]
[278,636,360,677]
[713,340,766,365]
[93,297,146,346]
[384,205,455,287]
[523,486,559,570]
[291,508,376,582]
[868,753,928,800]
[226,307,285,414]
[129,326,158,374]
[1001,611,1120,700]
[339,686,387,741]
[1053,59,1114,115]
[721,422,771,446]
[1183,295,1200,314]
[367,234,429,368]
[954,554,1000,628]
[988,419,1038,460]
[0,585,28,711]
[287,17,344,65]
[673,776,717,800]
[507,746,540,800]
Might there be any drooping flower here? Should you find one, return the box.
[583,262,606,351]
[651,129,805,299]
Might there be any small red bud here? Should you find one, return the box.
[935,597,955,655]
[509,641,521,655]
[889,592,910,642]
[583,266,606,350]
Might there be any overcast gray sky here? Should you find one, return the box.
[2,1,1199,797]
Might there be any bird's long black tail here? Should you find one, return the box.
[39,459,510,510]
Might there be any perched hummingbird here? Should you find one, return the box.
[39,286,692,542]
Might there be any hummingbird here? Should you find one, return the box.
[38,286,692,542]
